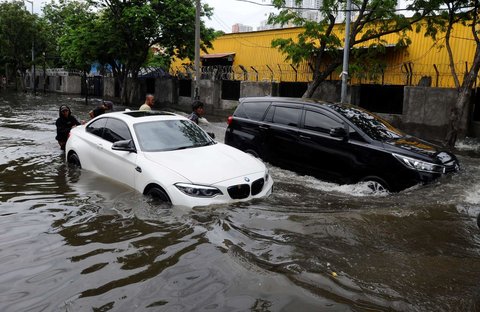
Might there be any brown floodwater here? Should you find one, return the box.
[1,92,480,311]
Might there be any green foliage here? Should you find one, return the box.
[144,49,171,69]
[39,0,219,103]
[56,6,99,71]
[0,1,37,73]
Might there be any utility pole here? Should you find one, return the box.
[340,0,351,103]
[194,0,201,100]
[25,0,35,95]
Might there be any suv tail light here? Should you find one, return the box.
[227,116,233,125]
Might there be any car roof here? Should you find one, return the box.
[239,96,350,112]
[239,96,339,108]
[94,110,188,125]
[240,96,333,104]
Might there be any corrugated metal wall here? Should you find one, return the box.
[171,22,478,88]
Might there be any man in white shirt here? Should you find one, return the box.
[139,94,154,111]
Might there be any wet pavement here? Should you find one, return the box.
[1,92,480,311]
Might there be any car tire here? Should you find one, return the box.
[145,186,171,203]
[361,176,389,193]
[67,152,81,168]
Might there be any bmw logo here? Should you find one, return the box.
[244,177,250,182]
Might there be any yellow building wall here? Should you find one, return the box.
[171,22,478,88]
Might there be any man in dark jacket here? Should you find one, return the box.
[55,105,80,150]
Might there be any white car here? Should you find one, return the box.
[65,110,273,208]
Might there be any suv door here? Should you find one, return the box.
[262,103,302,167]
[298,108,358,183]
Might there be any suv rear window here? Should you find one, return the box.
[234,101,270,121]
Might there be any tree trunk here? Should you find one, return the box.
[303,61,342,98]
[16,66,25,92]
[445,44,480,147]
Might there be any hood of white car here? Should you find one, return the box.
[142,143,266,184]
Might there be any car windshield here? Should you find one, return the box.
[329,104,404,141]
[134,119,214,152]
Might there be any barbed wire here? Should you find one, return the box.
[172,62,480,88]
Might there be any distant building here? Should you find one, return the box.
[257,0,324,31]
[257,20,284,31]
[232,23,253,33]
[286,0,322,22]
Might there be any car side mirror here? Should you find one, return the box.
[330,127,348,139]
[207,132,216,139]
[112,139,136,153]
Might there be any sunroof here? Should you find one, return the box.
[124,111,176,118]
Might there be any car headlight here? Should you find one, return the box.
[392,153,445,173]
[175,183,223,197]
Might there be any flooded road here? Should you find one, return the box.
[1,92,480,311]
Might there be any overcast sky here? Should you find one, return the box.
[26,0,408,34]
[203,0,278,33]
[24,0,274,33]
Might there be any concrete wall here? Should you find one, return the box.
[391,87,458,141]
[32,75,82,94]
[199,80,222,109]
[157,79,176,106]
[103,77,116,100]
[64,76,82,94]
[240,81,279,98]
[311,81,342,103]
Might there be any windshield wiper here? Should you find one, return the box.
[172,145,192,150]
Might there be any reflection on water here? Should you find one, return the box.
[1,92,480,311]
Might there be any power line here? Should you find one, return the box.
[232,0,476,13]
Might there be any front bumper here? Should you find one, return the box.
[166,173,274,208]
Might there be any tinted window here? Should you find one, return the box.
[86,118,107,138]
[271,106,301,127]
[241,101,270,121]
[304,110,342,134]
[329,104,403,141]
[103,118,132,143]
[134,119,213,152]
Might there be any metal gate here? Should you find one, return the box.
[359,84,404,114]
[279,82,308,98]
[82,76,103,97]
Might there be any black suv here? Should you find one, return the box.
[225,97,460,192]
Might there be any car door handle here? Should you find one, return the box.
[135,166,142,173]
[299,134,311,140]
[259,125,269,130]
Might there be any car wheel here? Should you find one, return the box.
[67,152,81,168]
[361,176,389,193]
[145,186,171,204]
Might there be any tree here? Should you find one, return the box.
[84,0,217,105]
[268,0,432,98]
[42,0,94,68]
[421,0,480,147]
[0,1,39,90]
